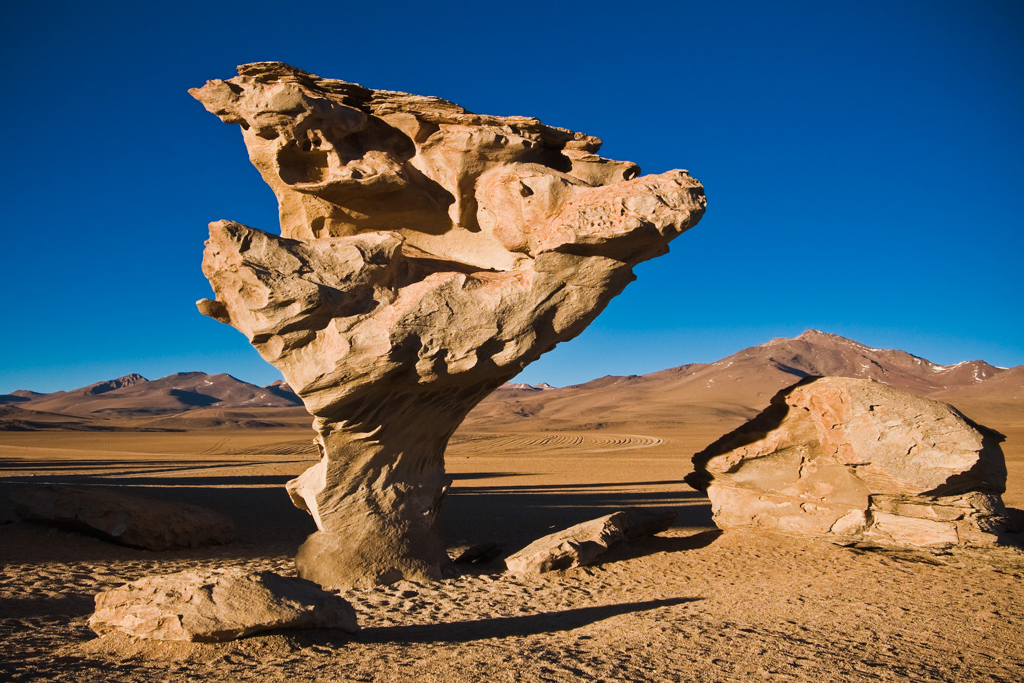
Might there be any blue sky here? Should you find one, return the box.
[1,1,1021,392]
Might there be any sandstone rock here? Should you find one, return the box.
[504,513,628,573]
[294,529,433,590]
[190,62,705,587]
[89,569,358,642]
[11,484,234,551]
[685,377,1009,548]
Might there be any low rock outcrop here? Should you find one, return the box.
[504,508,677,574]
[685,377,1010,548]
[190,62,705,588]
[89,569,358,642]
[505,513,629,574]
[11,484,235,550]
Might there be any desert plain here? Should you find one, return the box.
[1,330,1022,682]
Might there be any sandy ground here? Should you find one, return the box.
[2,422,1023,681]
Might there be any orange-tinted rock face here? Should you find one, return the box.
[687,377,1009,548]
[191,63,705,588]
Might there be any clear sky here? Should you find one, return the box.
[1,0,1021,393]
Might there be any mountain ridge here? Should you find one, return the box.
[469,329,1020,431]
[2,330,1019,432]
[1,372,302,419]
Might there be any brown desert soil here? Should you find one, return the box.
[2,406,1023,681]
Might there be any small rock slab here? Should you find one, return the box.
[89,568,359,642]
[505,513,628,574]
[11,484,235,551]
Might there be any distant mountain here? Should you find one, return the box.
[4,372,302,418]
[79,373,148,396]
[463,329,1020,431]
[2,331,1018,432]
[498,382,558,392]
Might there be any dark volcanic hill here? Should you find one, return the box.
[465,330,1019,431]
[5,372,302,419]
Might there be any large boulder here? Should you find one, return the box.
[10,484,234,550]
[190,62,705,588]
[89,569,358,642]
[685,377,1009,548]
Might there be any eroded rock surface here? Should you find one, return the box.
[11,484,234,551]
[685,377,1010,548]
[190,62,705,587]
[89,569,358,642]
[505,513,629,574]
[503,509,677,574]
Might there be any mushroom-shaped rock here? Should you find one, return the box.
[685,377,1010,548]
[191,62,705,588]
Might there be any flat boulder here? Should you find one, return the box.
[89,568,358,641]
[11,484,235,550]
[685,377,1010,549]
[505,513,629,574]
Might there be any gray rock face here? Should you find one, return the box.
[10,484,235,551]
[89,569,359,642]
[686,377,1010,548]
[190,62,705,588]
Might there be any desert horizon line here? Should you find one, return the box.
[4,328,1016,398]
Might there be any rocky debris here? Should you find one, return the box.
[89,569,358,642]
[11,484,235,551]
[190,62,705,587]
[686,377,1010,548]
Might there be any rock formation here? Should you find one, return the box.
[190,63,705,587]
[504,508,676,574]
[11,484,235,551]
[505,513,628,574]
[89,569,358,642]
[685,377,1010,548]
